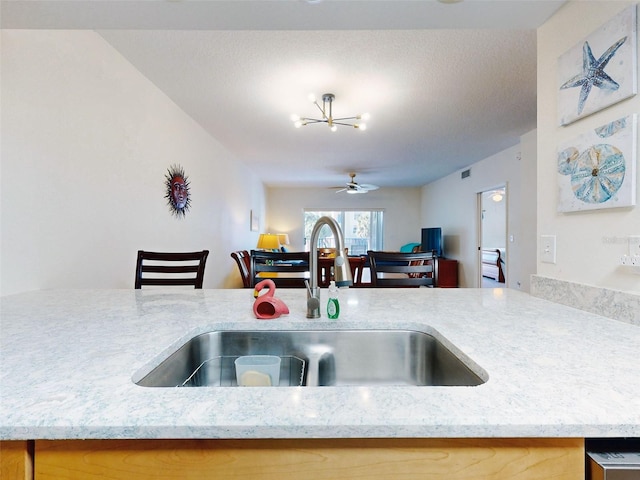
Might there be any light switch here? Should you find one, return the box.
[540,235,556,264]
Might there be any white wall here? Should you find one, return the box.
[1,30,266,295]
[421,135,537,290]
[537,1,640,294]
[266,187,422,251]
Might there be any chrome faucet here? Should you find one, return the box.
[307,216,353,318]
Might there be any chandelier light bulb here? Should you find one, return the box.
[293,93,368,132]
[290,114,300,122]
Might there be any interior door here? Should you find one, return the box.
[478,186,507,288]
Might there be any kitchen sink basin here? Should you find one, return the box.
[134,329,487,387]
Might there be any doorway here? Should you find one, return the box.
[478,186,507,288]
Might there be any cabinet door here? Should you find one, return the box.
[436,259,458,287]
[0,441,33,480]
[35,438,584,480]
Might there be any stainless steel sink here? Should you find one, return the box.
[134,329,487,387]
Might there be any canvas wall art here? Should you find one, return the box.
[250,210,260,232]
[557,5,637,126]
[557,114,637,213]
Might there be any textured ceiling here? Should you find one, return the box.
[1,0,567,189]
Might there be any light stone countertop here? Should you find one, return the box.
[1,288,639,440]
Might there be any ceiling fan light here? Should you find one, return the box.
[330,125,338,132]
[336,173,379,195]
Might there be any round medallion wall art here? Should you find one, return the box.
[556,115,636,213]
[558,143,625,205]
[164,164,191,218]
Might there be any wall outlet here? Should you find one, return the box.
[540,235,556,264]
[629,236,640,256]
[621,254,640,273]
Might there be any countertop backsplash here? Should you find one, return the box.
[531,275,640,327]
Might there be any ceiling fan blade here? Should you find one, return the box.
[335,173,380,194]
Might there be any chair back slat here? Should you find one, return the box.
[135,250,209,289]
[367,250,436,288]
[142,265,202,274]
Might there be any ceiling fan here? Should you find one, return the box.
[335,173,379,195]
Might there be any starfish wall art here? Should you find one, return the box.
[557,5,637,126]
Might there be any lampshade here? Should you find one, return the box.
[277,233,290,246]
[257,233,280,250]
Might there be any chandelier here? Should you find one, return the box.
[291,93,369,132]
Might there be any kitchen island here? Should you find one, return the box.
[1,288,639,479]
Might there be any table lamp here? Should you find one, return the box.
[257,233,280,251]
[277,234,290,251]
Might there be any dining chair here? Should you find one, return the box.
[134,250,209,289]
[230,250,252,288]
[250,250,310,288]
[367,250,436,288]
[348,255,368,287]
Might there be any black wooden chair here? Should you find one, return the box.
[230,250,252,288]
[135,250,209,289]
[367,250,436,288]
[250,250,310,288]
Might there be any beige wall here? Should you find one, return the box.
[420,134,537,290]
[537,1,640,295]
[266,187,422,252]
[1,30,266,295]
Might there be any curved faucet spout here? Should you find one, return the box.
[307,216,352,318]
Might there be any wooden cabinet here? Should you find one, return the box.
[435,257,458,287]
[33,438,584,480]
[0,441,33,480]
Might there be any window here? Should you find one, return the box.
[303,210,384,255]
